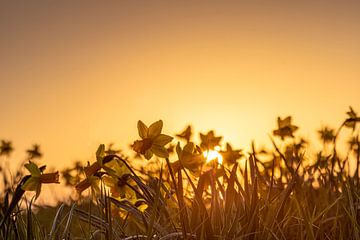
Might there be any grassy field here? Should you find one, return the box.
[1,107,360,239]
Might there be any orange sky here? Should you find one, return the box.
[1,1,360,172]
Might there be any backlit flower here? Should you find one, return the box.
[173,142,205,174]
[200,130,222,150]
[21,162,60,199]
[132,120,173,160]
[273,116,298,140]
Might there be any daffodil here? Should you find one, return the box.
[345,106,360,131]
[220,143,243,165]
[132,120,173,160]
[173,142,205,174]
[26,144,42,159]
[176,125,192,142]
[200,130,222,150]
[84,144,118,177]
[318,127,335,144]
[102,158,132,198]
[0,140,13,156]
[21,162,60,199]
[75,175,101,194]
[273,116,298,140]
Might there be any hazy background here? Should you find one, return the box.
[1,1,360,171]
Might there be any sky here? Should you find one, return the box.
[1,1,360,173]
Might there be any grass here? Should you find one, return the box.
[1,107,360,239]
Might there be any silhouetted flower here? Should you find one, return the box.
[200,130,222,150]
[348,135,359,152]
[221,143,243,165]
[176,125,192,142]
[344,106,360,131]
[27,144,42,159]
[0,140,13,156]
[173,142,205,174]
[132,120,173,160]
[21,162,59,199]
[318,127,335,144]
[273,116,298,140]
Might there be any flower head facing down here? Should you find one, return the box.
[345,106,360,131]
[21,162,60,199]
[273,116,298,140]
[132,120,173,160]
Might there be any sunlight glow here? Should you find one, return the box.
[203,146,223,165]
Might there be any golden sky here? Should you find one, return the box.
[1,1,360,170]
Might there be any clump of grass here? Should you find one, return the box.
[1,106,360,239]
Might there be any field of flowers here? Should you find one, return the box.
[1,107,360,239]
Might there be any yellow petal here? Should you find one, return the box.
[25,162,41,177]
[137,120,148,139]
[21,177,40,191]
[103,176,117,188]
[148,120,163,138]
[183,142,195,153]
[137,204,148,212]
[144,149,153,160]
[96,144,105,165]
[153,134,173,146]
[151,144,169,158]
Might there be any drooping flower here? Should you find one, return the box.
[273,116,298,140]
[21,162,60,199]
[345,106,360,131]
[132,120,173,160]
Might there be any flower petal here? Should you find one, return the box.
[21,177,40,191]
[137,120,148,139]
[96,144,105,165]
[151,144,169,158]
[144,149,153,160]
[153,134,173,146]
[25,162,41,177]
[148,120,163,138]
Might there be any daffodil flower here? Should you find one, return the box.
[102,159,132,198]
[176,125,192,142]
[132,120,173,160]
[220,143,243,165]
[200,130,222,150]
[75,175,101,194]
[0,140,14,156]
[84,144,119,177]
[173,142,205,174]
[345,106,360,131]
[273,116,298,140]
[21,162,60,199]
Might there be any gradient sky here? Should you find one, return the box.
[1,1,360,171]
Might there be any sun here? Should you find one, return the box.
[203,146,223,165]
